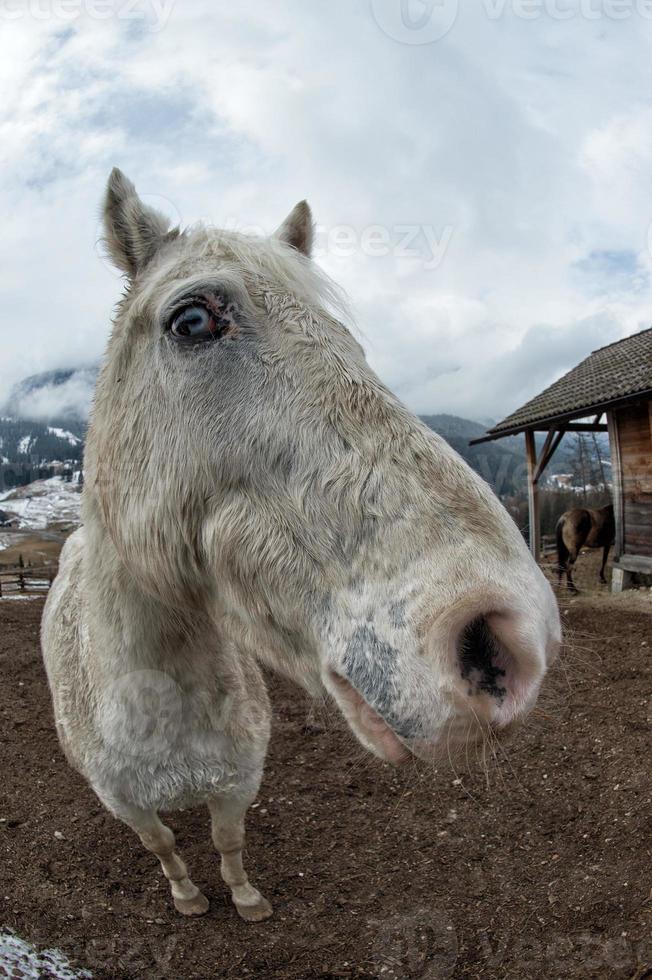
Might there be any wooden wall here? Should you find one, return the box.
[612,400,652,558]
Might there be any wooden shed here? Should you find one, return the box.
[471,327,652,591]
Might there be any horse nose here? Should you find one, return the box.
[458,616,508,699]
[453,607,555,728]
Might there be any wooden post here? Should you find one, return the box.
[525,429,541,561]
[611,566,633,593]
[607,411,624,560]
[523,425,565,560]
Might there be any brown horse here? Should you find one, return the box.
[556,503,615,592]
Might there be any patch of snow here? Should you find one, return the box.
[47,426,82,447]
[0,531,14,551]
[0,931,92,978]
[2,497,30,517]
[0,593,44,601]
[17,434,32,455]
[0,476,81,530]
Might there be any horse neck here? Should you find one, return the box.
[81,508,219,680]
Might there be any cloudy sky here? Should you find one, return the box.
[2,0,652,423]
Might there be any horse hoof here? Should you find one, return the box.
[174,892,210,916]
[235,897,273,923]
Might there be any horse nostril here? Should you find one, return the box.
[458,615,508,701]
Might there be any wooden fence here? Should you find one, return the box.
[0,563,56,597]
[541,534,557,557]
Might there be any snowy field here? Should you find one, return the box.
[0,931,91,978]
[0,476,82,551]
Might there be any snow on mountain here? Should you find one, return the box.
[0,369,91,465]
[0,418,85,465]
[0,475,82,535]
[47,426,82,447]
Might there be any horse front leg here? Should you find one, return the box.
[207,791,272,922]
[599,543,611,584]
[107,800,209,917]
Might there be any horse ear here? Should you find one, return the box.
[102,168,174,277]
[273,200,314,257]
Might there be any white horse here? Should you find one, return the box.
[41,169,560,921]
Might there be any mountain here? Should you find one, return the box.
[419,414,524,495]
[0,368,96,466]
[0,417,85,465]
[7,366,99,423]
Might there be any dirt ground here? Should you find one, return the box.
[1,550,651,979]
[0,532,66,570]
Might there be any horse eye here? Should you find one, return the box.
[170,305,217,341]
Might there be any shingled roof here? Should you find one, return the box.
[474,327,652,442]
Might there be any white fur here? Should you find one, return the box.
[41,170,561,921]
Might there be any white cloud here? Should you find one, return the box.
[0,1,651,423]
[11,368,97,422]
